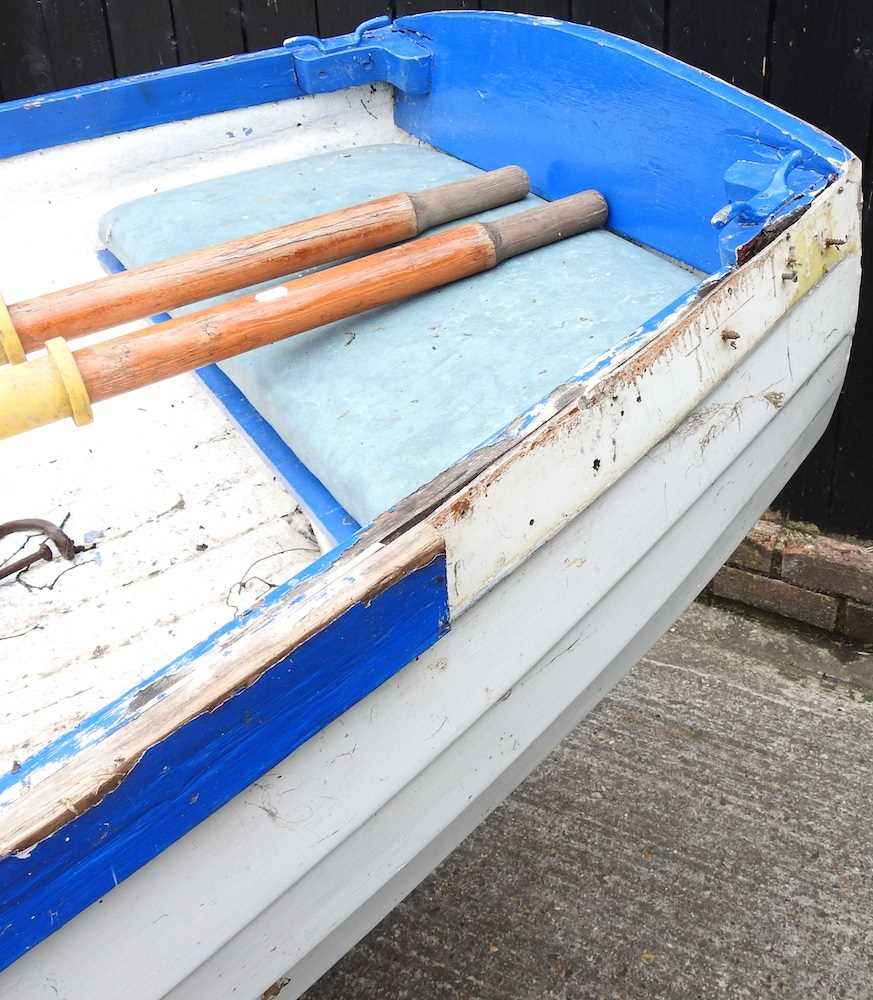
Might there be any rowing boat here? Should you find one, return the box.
[0,11,860,998]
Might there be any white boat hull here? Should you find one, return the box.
[0,251,855,1000]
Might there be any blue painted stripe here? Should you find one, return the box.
[0,553,449,971]
[0,47,300,159]
[0,536,361,803]
[96,250,360,544]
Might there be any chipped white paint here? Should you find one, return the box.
[0,374,322,779]
[432,168,862,612]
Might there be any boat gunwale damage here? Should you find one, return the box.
[1,156,859,864]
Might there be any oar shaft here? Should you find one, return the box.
[8,166,530,352]
[0,191,607,439]
[78,190,608,404]
[78,224,497,403]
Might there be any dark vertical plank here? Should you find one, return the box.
[396,1,479,13]
[484,2,569,16]
[242,0,318,51]
[105,0,178,75]
[0,1,55,99]
[316,1,390,37]
[769,1,873,530]
[570,1,664,49]
[824,184,873,537]
[171,0,246,63]
[768,1,873,158]
[40,0,115,89]
[667,1,769,96]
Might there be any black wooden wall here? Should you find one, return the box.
[1,1,871,536]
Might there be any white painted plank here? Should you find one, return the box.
[0,373,320,773]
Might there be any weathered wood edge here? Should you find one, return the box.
[363,161,857,552]
[0,522,444,857]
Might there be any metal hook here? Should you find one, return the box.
[0,518,81,581]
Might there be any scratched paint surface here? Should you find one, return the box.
[0,10,856,980]
[0,88,407,779]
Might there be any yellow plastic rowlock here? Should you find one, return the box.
[0,337,93,439]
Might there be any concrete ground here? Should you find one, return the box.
[301,600,873,1000]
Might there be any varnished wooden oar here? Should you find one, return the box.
[0,191,607,439]
[5,166,530,354]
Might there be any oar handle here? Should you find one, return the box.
[409,166,529,230]
[485,190,608,262]
[4,167,530,354]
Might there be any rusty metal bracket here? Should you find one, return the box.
[0,518,83,582]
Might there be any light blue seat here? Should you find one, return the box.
[100,144,698,525]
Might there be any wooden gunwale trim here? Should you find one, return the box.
[0,523,444,857]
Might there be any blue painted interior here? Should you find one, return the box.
[0,14,848,270]
[101,143,699,524]
[96,249,360,544]
[0,552,449,972]
[394,12,849,271]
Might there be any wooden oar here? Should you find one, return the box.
[4,166,530,354]
[0,191,607,439]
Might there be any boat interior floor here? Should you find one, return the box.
[101,143,700,527]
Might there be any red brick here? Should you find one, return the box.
[711,566,838,631]
[842,601,873,645]
[727,521,781,574]
[781,533,873,604]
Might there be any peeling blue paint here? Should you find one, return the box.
[0,554,449,972]
[0,537,360,803]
